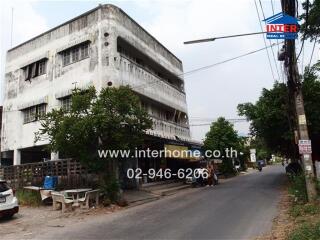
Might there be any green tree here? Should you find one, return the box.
[238,82,295,158]
[250,137,271,161]
[36,86,152,195]
[238,136,250,170]
[238,63,320,158]
[300,0,320,42]
[204,117,240,175]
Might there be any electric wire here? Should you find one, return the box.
[308,36,318,69]
[129,42,282,92]
[179,42,282,77]
[3,42,282,114]
[270,0,280,54]
[254,0,277,81]
[296,0,309,61]
[258,0,281,80]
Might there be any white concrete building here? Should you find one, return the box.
[1,4,192,166]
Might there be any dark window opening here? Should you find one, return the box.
[60,96,72,112]
[23,59,47,81]
[23,104,47,124]
[61,42,90,67]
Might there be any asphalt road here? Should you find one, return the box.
[36,165,286,240]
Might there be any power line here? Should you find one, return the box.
[269,0,286,82]
[181,42,282,77]
[301,39,305,75]
[308,36,318,68]
[6,42,281,114]
[129,42,282,91]
[270,0,281,60]
[190,117,246,121]
[257,0,281,81]
[297,0,309,61]
[253,0,276,81]
[190,119,248,127]
[10,8,14,47]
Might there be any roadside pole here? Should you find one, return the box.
[281,0,317,201]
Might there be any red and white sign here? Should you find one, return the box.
[298,140,312,154]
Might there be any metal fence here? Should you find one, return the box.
[0,159,98,189]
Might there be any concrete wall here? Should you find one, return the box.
[2,4,190,165]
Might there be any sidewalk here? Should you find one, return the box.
[123,190,159,207]
[123,181,191,207]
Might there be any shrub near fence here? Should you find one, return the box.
[0,159,98,189]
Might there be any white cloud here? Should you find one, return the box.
[0,0,48,101]
[0,0,313,142]
[139,0,281,140]
[1,0,48,48]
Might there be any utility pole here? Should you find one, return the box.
[281,0,317,201]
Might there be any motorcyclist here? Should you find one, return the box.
[257,161,262,171]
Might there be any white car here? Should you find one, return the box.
[0,180,19,218]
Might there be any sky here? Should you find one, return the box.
[0,0,319,141]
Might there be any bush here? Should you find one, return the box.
[303,204,320,215]
[99,175,120,203]
[16,189,42,206]
[290,203,320,217]
[316,179,320,197]
[220,159,237,177]
[288,174,308,203]
[289,205,304,217]
[288,221,320,240]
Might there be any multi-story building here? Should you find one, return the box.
[1,5,196,175]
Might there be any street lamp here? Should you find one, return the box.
[184,31,266,45]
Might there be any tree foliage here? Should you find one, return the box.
[35,86,152,172]
[204,117,239,154]
[238,63,320,158]
[300,0,320,42]
[204,117,240,175]
[238,82,294,157]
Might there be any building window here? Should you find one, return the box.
[71,48,79,62]
[23,107,36,123]
[80,44,89,59]
[23,59,47,81]
[61,96,72,112]
[61,42,90,67]
[38,60,47,75]
[37,104,47,119]
[23,104,47,124]
[62,51,71,66]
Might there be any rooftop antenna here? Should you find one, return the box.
[72,81,78,90]
[10,7,14,47]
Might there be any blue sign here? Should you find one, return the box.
[263,12,299,40]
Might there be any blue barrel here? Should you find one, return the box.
[43,176,58,189]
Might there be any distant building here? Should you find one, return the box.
[2,5,197,176]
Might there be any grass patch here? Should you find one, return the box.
[289,203,320,218]
[288,174,308,203]
[287,221,320,240]
[16,189,42,206]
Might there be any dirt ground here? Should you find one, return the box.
[256,187,320,240]
[0,204,122,239]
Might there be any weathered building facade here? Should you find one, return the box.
[2,4,193,171]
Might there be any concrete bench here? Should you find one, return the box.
[78,190,100,209]
[51,191,74,213]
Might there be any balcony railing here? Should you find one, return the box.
[118,55,188,113]
[146,117,190,141]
